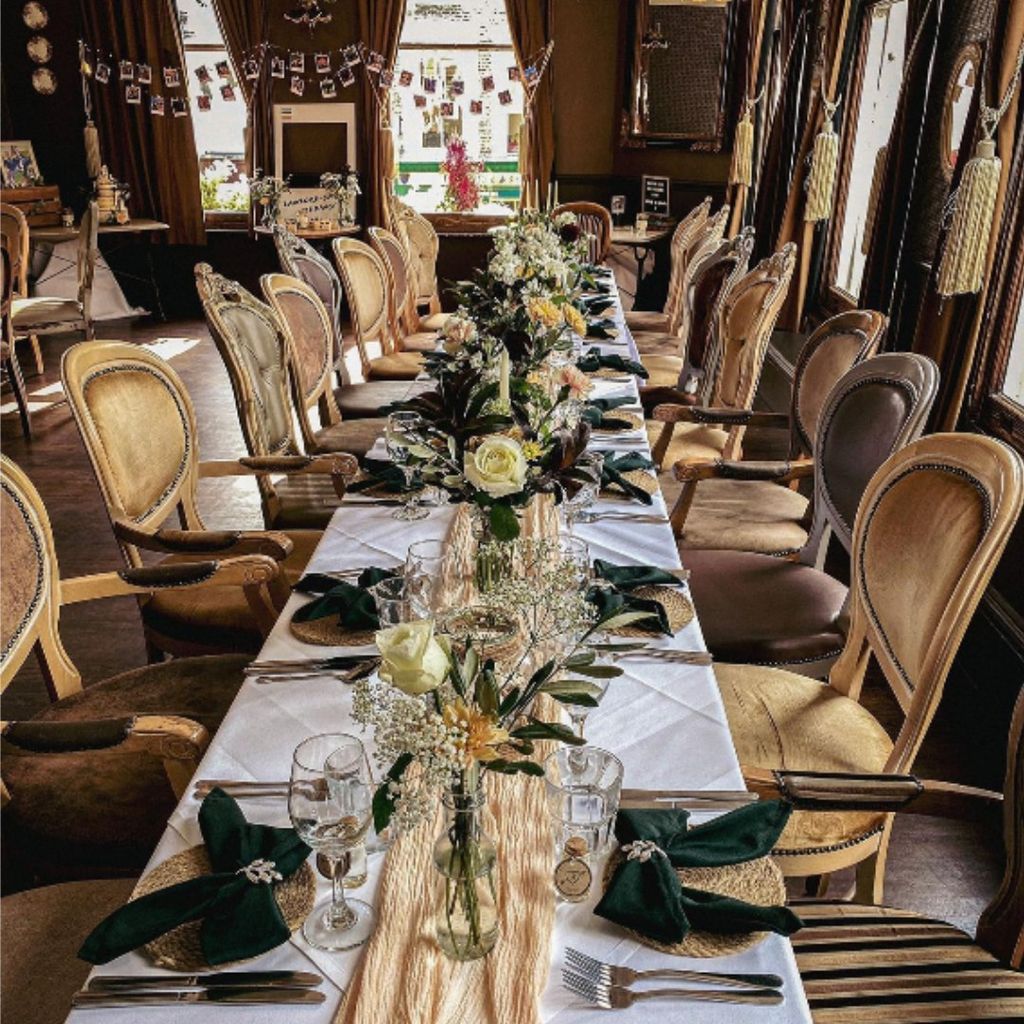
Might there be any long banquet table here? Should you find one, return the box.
[67,291,812,1024]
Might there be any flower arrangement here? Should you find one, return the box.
[320,170,360,225]
[249,170,290,227]
[439,137,483,213]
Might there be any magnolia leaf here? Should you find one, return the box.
[489,502,520,541]
[567,663,622,679]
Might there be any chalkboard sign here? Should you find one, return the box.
[641,175,670,216]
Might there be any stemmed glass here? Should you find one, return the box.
[563,453,605,533]
[565,653,611,744]
[369,572,433,626]
[386,411,429,521]
[289,734,375,950]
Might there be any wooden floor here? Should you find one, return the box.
[0,318,1006,932]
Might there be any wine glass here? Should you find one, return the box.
[369,572,433,626]
[289,734,375,950]
[565,654,611,745]
[563,453,605,533]
[386,411,429,521]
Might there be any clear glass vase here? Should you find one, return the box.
[433,779,499,961]
[471,507,519,593]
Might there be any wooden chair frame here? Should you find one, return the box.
[368,225,422,340]
[552,202,614,264]
[391,198,442,315]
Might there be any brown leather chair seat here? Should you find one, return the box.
[144,531,319,653]
[1,878,138,1024]
[367,352,424,380]
[334,380,430,419]
[310,416,387,457]
[679,478,810,555]
[639,352,684,387]
[625,309,671,333]
[716,662,893,856]
[685,548,848,665]
[5,654,249,881]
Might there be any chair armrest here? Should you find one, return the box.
[113,519,293,560]
[674,457,814,484]
[652,404,759,426]
[742,768,1002,823]
[1,715,209,799]
[200,453,358,501]
[639,386,698,415]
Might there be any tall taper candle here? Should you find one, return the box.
[553,180,559,209]
[499,347,511,405]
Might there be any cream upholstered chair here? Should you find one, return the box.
[60,340,340,659]
[390,198,446,327]
[367,226,443,351]
[9,202,99,374]
[636,208,737,385]
[196,265,363,530]
[551,201,613,264]
[686,353,938,676]
[1,201,43,375]
[669,309,888,554]
[260,272,395,460]
[715,431,1023,901]
[626,196,711,336]
[272,226,429,417]
[2,243,32,437]
[781,686,1024,1018]
[331,237,425,381]
[646,242,797,474]
[0,454,259,883]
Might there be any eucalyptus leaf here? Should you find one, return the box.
[567,663,623,679]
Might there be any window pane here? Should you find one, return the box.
[176,0,223,47]
[1003,297,1024,406]
[834,2,908,298]
[402,0,512,46]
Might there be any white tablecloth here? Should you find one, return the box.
[67,289,811,1024]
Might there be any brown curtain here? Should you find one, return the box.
[212,0,272,177]
[911,0,1023,429]
[504,0,555,202]
[358,0,407,228]
[79,0,204,245]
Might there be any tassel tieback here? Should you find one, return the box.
[805,96,841,223]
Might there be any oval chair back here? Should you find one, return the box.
[368,226,416,337]
[390,199,441,314]
[0,203,30,298]
[660,197,712,331]
[552,202,612,264]
[331,237,396,377]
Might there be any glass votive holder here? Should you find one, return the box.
[369,573,432,626]
[544,746,624,860]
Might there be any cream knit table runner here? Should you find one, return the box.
[335,499,560,1024]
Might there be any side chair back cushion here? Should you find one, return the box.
[1,475,48,674]
[273,289,332,404]
[716,275,782,409]
[218,303,293,454]
[291,254,339,335]
[376,231,411,311]
[77,361,191,526]
[688,250,740,371]
[342,245,389,339]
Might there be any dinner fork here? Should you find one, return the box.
[564,947,782,991]
[562,971,783,1008]
[577,511,669,524]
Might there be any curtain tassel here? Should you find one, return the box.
[804,97,840,223]
[730,108,754,187]
[936,136,1001,298]
[84,120,102,180]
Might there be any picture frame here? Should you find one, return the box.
[0,140,42,188]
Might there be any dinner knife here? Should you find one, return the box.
[621,787,757,804]
[88,971,322,991]
[73,988,326,1007]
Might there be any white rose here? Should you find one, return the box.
[464,435,527,498]
[375,620,450,695]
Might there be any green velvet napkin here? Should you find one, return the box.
[348,458,420,494]
[586,317,619,340]
[595,803,802,945]
[583,295,616,314]
[576,347,649,379]
[601,452,656,505]
[292,567,397,625]
[581,397,637,431]
[79,789,311,966]
[587,560,682,636]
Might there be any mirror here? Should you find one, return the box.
[626,0,736,146]
[943,48,979,175]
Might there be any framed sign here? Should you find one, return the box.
[641,174,670,216]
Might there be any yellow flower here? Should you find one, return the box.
[443,699,510,765]
[563,305,587,337]
[527,297,562,329]
[521,440,543,461]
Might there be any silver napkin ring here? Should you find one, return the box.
[237,858,283,884]
[622,839,667,863]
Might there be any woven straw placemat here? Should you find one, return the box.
[587,368,637,381]
[602,853,786,957]
[607,585,694,637]
[600,470,659,499]
[592,412,644,434]
[132,845,316,971]
[289,614,376,648]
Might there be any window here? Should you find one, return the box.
[393,0,522,213]
[176,0,248,213]
[830,1,909,301]
[1004,302,1024,406]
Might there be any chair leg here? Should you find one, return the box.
[854,823,893,905]
[3,350,33,438]
[83,317,95,342]
[28,334,44,375]
[803,873,831,898]
[669,479,698,537]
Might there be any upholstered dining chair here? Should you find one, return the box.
[390,198,447,327]
[60,340,351,659]
[626,196,711,337]
[1,243,33,437]
[331,237,425,381]
[367,226,444,351]
[684,353,938,676]
[552,201,613,264]
[646,242,797,474]
[668,309,888,554]
[272,227,430,418]
[714,431,1023,901]
[0,454,261,884]
[260,272,393,461]
[1,201,43,375]
[9,202,99,375]
[635,209,739,386]
[776,686,1024,1019]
